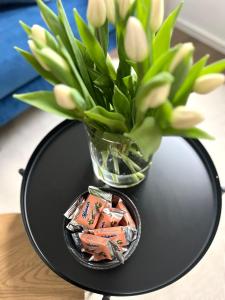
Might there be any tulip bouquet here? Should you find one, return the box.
[14,0,225,187]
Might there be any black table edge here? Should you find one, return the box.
[20,120,222,297]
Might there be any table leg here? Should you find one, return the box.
[102,296,111,300]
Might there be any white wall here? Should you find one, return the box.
[166,0,225,54]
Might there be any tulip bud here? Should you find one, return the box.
[54,84,76,110]
[28,40,50,71]
[171,106,204,129]
[40,48,70,72]
[150,0,164,33]
[118,0,135,19]
[104,0,116,23]
[87,0,106,27]
[194,73,225,94]
[31,24,47,44]
[169,43,194,72]
[142,83,171,110]
[124,17,148,62]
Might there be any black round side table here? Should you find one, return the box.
[20,121,222,298]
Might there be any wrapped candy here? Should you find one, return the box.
[79,233,114,260]
[96,208,124,228]
[116,199,136,228]
[66,192,111,230]
[88,226,137,247]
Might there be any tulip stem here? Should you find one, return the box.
[137,63,145,82]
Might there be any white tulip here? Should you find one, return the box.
[194,73,225,94]
[40,48,69,72]
[28,40,50,71]
[124,17,148,62]
[171,106,204,129]
[150,0,164,33]
[54,84,76,110]
[87,0,106,27]
[104,0,116,23]
[142,84,171,110]
[31,24,47,44]
[118,0,135,19]
[169,43,194,72]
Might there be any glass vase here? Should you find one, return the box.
[86,126,152,188]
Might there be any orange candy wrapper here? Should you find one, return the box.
[79,233,114,260]
[116,199,136,228]
[89,226,137,248]
[73,194,108,229]
[96,208,124,228]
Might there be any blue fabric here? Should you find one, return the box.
[0,0,88,100]
[0,0,50,6]
[0,77,51,126]
[0,30,116,126]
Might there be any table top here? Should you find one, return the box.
[21,121,222,296]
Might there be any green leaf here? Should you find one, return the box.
[123,75,137,98]
[14,47,59,85]
[95,21,109,55]
[85,106,128,133]
[76,40,94,68]
[137,0,151,31]
[156,101,173,128]
[137,0,152,67]
[36,0,74,58]
[57,0,95,99]
[200,59,225,75]
[169,52,193,100]
[112,86,131,126]
[164,127,214,140]
[106,55,117,81]
[173,55,209,105]
[56,36,94,108]
[153,2,183,61]
[143,46,178,83]
[125,117,162,160]
[19,20,31,35]
[74,10,108,75]
[93,74,112,87]
[13,91,77,119]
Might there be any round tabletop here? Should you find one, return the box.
[21,121,222,296]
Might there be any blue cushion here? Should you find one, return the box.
[0,77,51,126]
[0,0,90,100]
[0,0,50,6]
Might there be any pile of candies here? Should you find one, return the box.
[64,186,137,263]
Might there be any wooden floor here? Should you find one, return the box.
[0,214,84,300]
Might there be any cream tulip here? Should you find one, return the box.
[171,106,204,129]
[54,84,76,110]
[105,0,116,23]
[40,48,70,71]
[142,84,171,110]
[194,73,225,94]
[124,17,148,62]
[118,0,135,19]
[150,0,164,33]
[169,43,194,72]
[87,0,106,27]
[31,24,47,44]
[28,40,50,71]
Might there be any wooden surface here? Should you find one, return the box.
[0,214,84,300]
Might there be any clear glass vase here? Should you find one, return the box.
[86,126,152,188]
